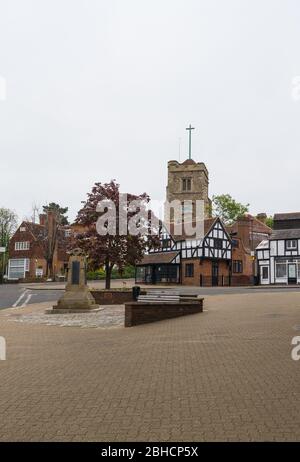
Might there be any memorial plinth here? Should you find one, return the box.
[48,250,99,313]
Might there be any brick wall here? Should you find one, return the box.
[125,299,204,327]
[91,290,146,305]
[231,274,252,286]
[181,258,230,286]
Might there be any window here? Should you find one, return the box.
[156,265,179,283]
[8,258,29,279]
[185,263,194,277]
[162,238,171,249]
[65,229,72,238]
[182,178,192,191]
[232,260,243,273]
[286,240,297,250]
[276,263,287,278]
[15,241,30,251]
[232,239,239,248]
[214,238,223,250]
[262,266,269,280]
[20,227,26,232]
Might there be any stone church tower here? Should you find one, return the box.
[166,158,212,221]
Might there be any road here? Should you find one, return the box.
[0,285,63,309]
[1,281,300,309]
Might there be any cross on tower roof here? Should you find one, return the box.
[186,124,195,160]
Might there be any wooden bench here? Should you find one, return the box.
[137,290,197,303]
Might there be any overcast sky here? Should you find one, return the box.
[0,0,300,223]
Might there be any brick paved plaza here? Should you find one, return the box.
[0,291,299,442]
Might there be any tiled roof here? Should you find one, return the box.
[274,213,300,221]
[137,251,180,265]
[270,229,300,240]
[227,215,272,234]
[22,221,46,240]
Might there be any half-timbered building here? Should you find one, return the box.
[256,213,300,285]
[136,217,232,286]
[228,214,272,285]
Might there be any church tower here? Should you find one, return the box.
[166,159,212,220]
[166,125,212,222]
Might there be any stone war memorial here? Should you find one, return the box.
[49,248,99,313]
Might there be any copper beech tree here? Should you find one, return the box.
[74,181,160,289]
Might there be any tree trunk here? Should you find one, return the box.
[105,262,111,289]
[46,259,53,279]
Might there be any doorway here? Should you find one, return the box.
[260,265,269,285]
[288,263,297,285]
[212,261,219,286]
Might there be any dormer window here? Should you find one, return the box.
[182,178,192,191]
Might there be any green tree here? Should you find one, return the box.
[212,194,249,225]
[0,207,18,246]
[265,216,274,229]
[0,208,18,281]
[43,202,69,225]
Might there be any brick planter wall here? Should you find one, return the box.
[124,299,204,327]
[91,290,146,305]
[231,275,252,286]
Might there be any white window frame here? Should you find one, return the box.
[275,262,287,279]
[15,241,30,251]
[286,240,297,250]
[8,258,30,279]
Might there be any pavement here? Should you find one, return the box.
[0,290,299,441]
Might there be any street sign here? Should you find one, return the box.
[0,247,6,253]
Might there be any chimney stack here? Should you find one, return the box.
[39,214,46,226]
[256,213,267,224]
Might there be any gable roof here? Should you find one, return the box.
[165,218,220,242]
[227,214,272,235]
[16,221,45,241]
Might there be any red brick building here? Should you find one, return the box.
[7,213,69,281]
[228,214,272,285]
